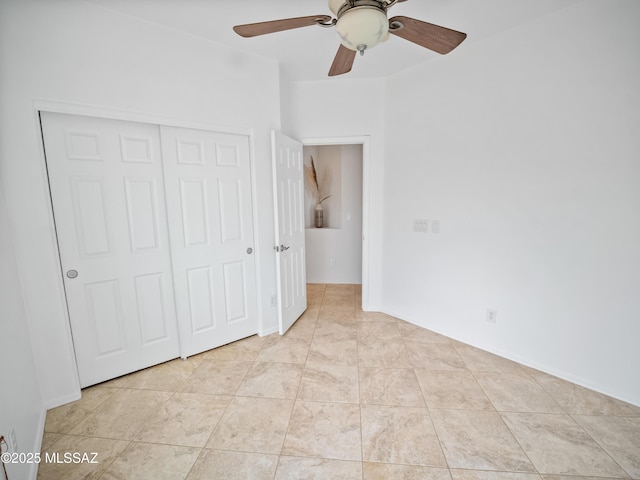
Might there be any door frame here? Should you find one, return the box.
[34,100,264,365]
[300,135,372,309]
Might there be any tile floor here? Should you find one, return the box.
[39,284,640,480]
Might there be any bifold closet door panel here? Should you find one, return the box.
[41,112,180,387]
[160,126,258,357]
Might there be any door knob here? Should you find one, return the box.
[280,244,290,251]
[246,247,253,254]
[66,269,78,279]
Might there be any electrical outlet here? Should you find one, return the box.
[329,259,336,266]
[486,308,498,324]
[8,426,17,452]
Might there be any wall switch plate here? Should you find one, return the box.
[329,259,336,266]
[486,308,498,324]
[431,220,441,234]
[270,295,276,307]
[413,219,428,233]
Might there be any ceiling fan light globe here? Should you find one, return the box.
[335,8,389,52]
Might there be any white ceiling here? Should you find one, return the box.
[84,0,583,82]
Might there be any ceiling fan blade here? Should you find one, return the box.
[328,44,357,76]
[389,16,466,54]
[233,15,332,38]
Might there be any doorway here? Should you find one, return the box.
[303,144,363,284]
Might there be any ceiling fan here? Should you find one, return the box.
[233,0,467,76]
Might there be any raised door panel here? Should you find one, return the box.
[179,178,210,247]
[186,266,217,333]
[134,273,171,345]
[84,280,126,357]
[223,260,248,323]
[120,135,154,164]
[71,178,112,257]
[124,178,161,252]
[218,179,246,244]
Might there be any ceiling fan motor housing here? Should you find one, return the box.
[329,0,390,52]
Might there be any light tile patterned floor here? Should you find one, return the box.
[39,284,640,480]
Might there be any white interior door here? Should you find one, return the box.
[272,131,307,334]
[161,126,258,356]
[41,112,180,387]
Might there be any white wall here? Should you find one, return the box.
[0,0,282,409]
[303,145,341,229]
[0,184,44,480]
[282,79,385,308]
[305,145,363,284]
[382,0,640,405]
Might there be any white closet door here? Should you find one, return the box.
[161,126,258,357]
[41,112,180,387]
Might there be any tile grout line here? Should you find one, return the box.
[399,329,452,473]
[274,284,323,475]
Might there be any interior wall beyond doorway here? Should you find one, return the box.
[304,144,363,284]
